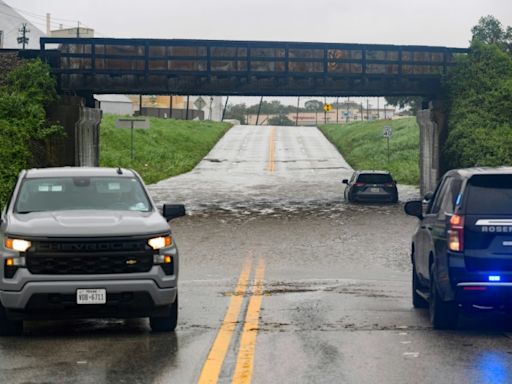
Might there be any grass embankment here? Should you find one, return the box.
[319,117,419,185]
[100,114,231,184]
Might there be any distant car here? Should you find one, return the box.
[343,170,398,203]
[405,167,512,329]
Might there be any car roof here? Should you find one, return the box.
[24,167,136,178]
[444,166,512,179]
[356,170,391,175]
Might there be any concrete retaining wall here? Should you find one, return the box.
[417,109,440,196]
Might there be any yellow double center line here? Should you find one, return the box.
[267,127,276,174]
[197,259,266,384]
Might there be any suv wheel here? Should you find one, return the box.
[150,295,178,332]
[412,265,428,308]
[429,267,458,329]
[0,304,22,336]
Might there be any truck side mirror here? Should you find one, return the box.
[404,200,423,219]
[162,204,186,221]
[342,179,348,184]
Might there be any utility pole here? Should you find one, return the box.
[77,21,80,38]
[346,97,350,123]
[17,23,30,50]
[336,97,339,124]
[256,96,263,125]
[295,96,300,126]
[366,99,369,121]
[377,97,380,120]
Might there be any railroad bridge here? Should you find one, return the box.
[39,37,467,99]
[9,37,469,193]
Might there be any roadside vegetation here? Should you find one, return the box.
[99,114,231,184]
[319,118,419,185]
[0,59,62,207]
[443,16,512,170]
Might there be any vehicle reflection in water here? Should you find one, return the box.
[0,319,181,383]
[477,352,510,384]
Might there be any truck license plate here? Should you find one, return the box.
[76,289,106,304]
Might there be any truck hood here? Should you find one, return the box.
[7,210,170,238]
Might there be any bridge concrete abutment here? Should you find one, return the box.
[46,95,101,167]
[417,100,446,196]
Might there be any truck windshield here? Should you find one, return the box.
[466,175,512,215]
[15,177,152,213]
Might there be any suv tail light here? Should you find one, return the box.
[448,214,464,252]
[384,182,395,187]
[354,182,365,187]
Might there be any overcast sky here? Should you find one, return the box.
[5,0,512,108]
[6,0,512,47]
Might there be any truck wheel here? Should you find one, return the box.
[150,295,178,332]
[429,268,458,329]
[0,304,22,336]
[412,265,428,308]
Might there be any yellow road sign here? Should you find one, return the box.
[323,103,332,112]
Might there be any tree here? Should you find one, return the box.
[471,15,512,55]
[443,41,512,169]
[0,59,62,206]
[267,113,293,126]
[224,103,247,124]
[384,96,423,114]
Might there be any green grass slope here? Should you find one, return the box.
[100,115,231,184]
[319,117,419,185]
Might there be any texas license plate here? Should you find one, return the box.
[370,187,380,193]
[76,289,106,304]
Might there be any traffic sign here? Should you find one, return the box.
[323,103,332,112]
[194,97,206,110]
[383,125,392,138]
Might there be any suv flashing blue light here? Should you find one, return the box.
[489,275,501,282]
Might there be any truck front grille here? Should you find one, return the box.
[26,239,153,275]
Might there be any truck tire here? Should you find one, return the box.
[429,267,458,329]
[150,295,178,332]
[0,304,22,336]
[412,265,428,308]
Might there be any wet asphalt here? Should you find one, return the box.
[2,125,512,384]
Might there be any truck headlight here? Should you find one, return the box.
[5,238,32,252]
[148,236,172,250]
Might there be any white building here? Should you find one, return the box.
[0,0,46,49]
[95,95,134,116]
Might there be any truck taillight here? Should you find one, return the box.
[448,214,464,252]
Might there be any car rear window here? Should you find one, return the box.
[356,174,392,184]
[465,175,512,215]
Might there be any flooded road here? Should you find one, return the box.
[2,125,512,384]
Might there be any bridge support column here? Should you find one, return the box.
[417,100,446,196]
[46,95,102,167]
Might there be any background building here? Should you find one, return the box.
[0,0,45,49]
[95,95,133,115]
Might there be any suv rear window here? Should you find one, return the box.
[357,174,392,184]
[465,175,512,215]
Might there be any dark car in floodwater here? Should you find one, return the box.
[343,170,398,203]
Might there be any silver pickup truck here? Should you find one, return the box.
[0,167,185,335]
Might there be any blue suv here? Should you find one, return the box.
[405,167,512,328]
